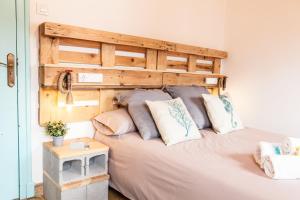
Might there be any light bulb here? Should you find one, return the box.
[66,104,73,112]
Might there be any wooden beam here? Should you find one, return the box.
[212,58,221,95]
[59,38,101,49]
[40,27,59,65]
[39,66,165,88]
[59,51,100,65]
[42,22,227,58]
[101,43,115,67]
[188,55,197,72]
[167,60,187,70]
[146,49,157,70]
[213,58,221,73]
[163,73,223,87]
[40,66,225,89]
[157,50,167,70]
[115,56,145,68]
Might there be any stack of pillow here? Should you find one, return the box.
[93,86,243,146]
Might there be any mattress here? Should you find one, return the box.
[94,128,300,200]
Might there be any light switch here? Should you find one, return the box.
[78,73,103,83]
[36,1,49,16]
[205,78,218,85]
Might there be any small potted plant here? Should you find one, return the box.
[46,121,68,147]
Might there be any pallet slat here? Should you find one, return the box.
[40,66,225,88]
[146,49,157,70]
[101,43,115,67]
[42,22,227,58]
[115,56,145,68]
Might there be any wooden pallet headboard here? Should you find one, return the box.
[39,22,228,125]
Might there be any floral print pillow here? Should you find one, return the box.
[146,98,201,146]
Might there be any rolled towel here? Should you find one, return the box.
[253,142,282,168]
[282,137,300,155]
[263,155,300,179]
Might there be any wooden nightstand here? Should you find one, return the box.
[43,137,109,200]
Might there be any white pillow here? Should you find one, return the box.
[202,94,243,134]
[146,98,201,146]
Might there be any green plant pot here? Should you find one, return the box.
[53,136,64,147]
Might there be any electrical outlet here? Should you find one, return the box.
[36,1,49,16]
[78,73,103,83]
[205,78,218,85]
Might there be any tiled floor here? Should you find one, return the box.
[29,184,128,200]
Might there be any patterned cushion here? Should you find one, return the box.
[146,98,201,146]
[202,94,243,134]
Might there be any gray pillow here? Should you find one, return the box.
[164,85,211,129]
[116,89,172,140]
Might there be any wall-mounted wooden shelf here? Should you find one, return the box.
[39,22,228,124]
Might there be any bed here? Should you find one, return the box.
[95,128,300,200]
[38,22,300,200]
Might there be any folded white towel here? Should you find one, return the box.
[282,137,300,155]
[263,155,300,179]
[253,142,282,168]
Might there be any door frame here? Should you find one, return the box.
[16,0,34,198]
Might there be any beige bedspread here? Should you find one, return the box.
[95,128,300,200]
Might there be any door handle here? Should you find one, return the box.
[0,53,15,87]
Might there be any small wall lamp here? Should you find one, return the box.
[58,70,74,107]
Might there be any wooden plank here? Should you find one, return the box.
[40,67,121,87]
[167,60,187,70]
[157,50,167,70]
[196,63,213,71]
[40,66,162,88]
[99,89,120,113]
[42,22,227,58]
[188,55,197,72]
[167,51,189,58]
[120,70,162,86]
[213,58,221,73]
[44,137,108,159]
[40,66,225,88]
[146,49,157,70]
[61,175,110,191]
[59,38,101,49]
[59,51,100,65]
[40,27,59,65]
[101,43,115,67]
[212,58,221,95]
[39,88,100,125]
[163,72,224,87]
[116,44,145,53]
[115,56,145,68]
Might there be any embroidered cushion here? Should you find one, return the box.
[146,98,201,146]
[202,94,243,134]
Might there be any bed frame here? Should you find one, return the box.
[39,22,227,125]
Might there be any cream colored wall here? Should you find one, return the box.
[30,0,226,183]
[224,0,300,136]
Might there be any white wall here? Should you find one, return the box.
[224,0,300,136]
[30,0,227,183]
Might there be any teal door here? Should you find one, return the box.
[0,0,20,199]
